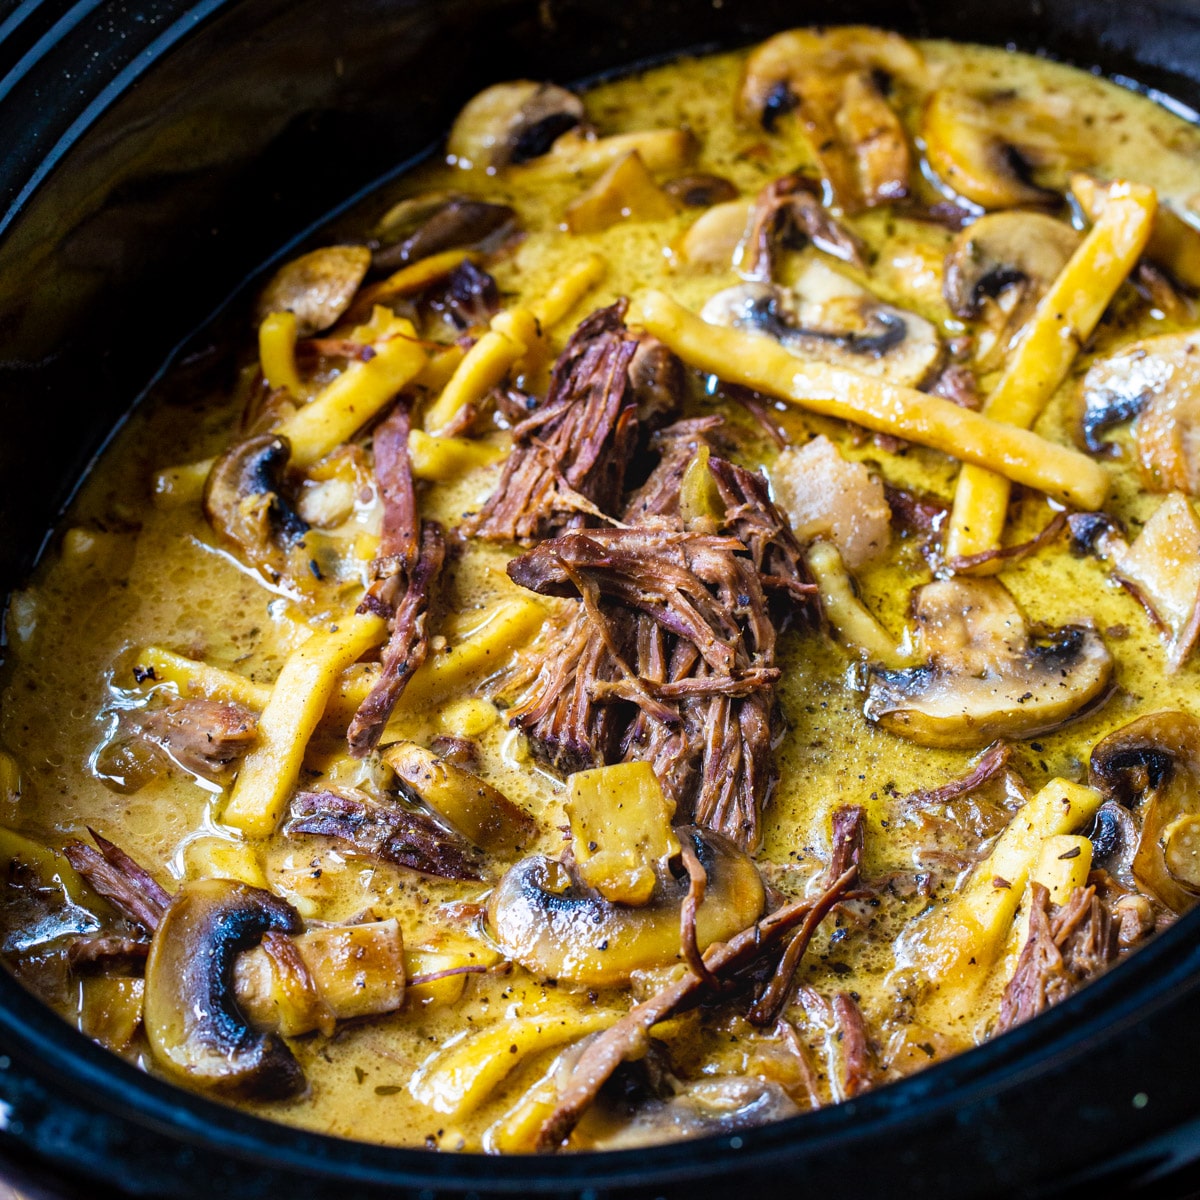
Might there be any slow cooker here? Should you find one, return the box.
[1,1,1200,1195]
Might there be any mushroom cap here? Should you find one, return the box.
[143,878,306,1098]
[1090,710,1200,912]
[373,191,517,272]
[447,80,585,170]
[255,245,371,338]
[737,27,924,128]
[486,826,765,987]
[944,210,1081,320]
[864,578,1113,749]
[922,88,1088,210]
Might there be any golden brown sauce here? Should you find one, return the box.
[4,36,1200,1151]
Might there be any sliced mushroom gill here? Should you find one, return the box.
[944,211,1081,370]
[143,879,306,1098]
[737,27,924,212]
[1090,711,1200,913]
[1078,331,1200,490]
[486,826,765,987]
[701,260,942,388]
[864,578,1112,749]
[922,88,1090,210]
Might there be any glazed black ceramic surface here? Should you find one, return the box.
[1,2,1200,1196]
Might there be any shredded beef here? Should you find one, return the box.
[67,935,150,972]
[832,992,876,1098]
[460,302,640,543]
[62,830,172,933]
[348,402,446,757]
[285,790,484,881]
[996,882,1118,1033]
[504,420,811,849]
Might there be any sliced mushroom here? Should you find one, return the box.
[373,191,517,273]
[1077,331,1200,488]
[864,578,1112,749]
[737,27,923,212]
[676,198,754,269]
[944,211,1081,370]
[447,81,585,170]
[701,260,942,388]
[143,879,305,1098]
[486,826,765,987]
[574,1075,800,1150]
[203,434,309,575]
[254,246,371,338]
[922,88,1089,210]
[1090,711,1200,912]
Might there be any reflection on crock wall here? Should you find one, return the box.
[1,25,1199,1152]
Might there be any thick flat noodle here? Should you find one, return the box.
[285,790,484,881]
[461,302,640,543]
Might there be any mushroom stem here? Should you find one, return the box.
[630,289,1110,509]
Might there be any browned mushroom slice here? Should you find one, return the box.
[701,262,942,389]
[254,246,371,337]
[1090,711,1200,913]
[737,27,923,212]
[486,826,765,987]
[864,578,1112,749]
[944,211,1081,370]
[447,81,586,170]
[922,89,1089,210]
[1078,332,1200,489]
[373,192,518,272]
[203,434,309,576]
[143,879,305,1099]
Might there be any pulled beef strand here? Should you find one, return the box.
[903,741,1011,809]
[67,935,151,972]
[831,992,876,1099]
[63,829,172,933]
[348,403,446,757]
[996,882,1118,1033]
[285,790,483,882]
[747,804,864,1025]
[460,302,640,543]
[533,815,862,1151]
